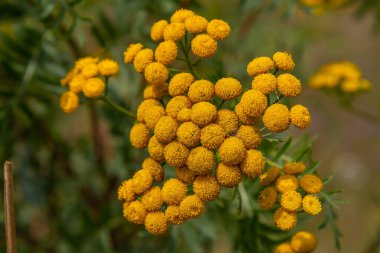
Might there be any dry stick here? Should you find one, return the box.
[4,161,17,253]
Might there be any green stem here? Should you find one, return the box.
[100,97,136,118]
[265,158,282,168]
[179,41,201,79]
[218,100,226,109]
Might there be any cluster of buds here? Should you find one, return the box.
[275,231,318,253]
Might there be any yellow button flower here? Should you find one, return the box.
[74,56,99,71]
[186,146,215,175]
[123,200,146,224]
[143,83,168,100]
[164,141,189,168]
[143,105,166,130]
[168,72,195,97]
[207,19,231,41]
[142,158,164,182]
[200,123,226,150]
[274,243,295,253]
[275,175,299,193]
[273,52,295,71]
[216,163,242,188]
[219,137,247,166]
[234,103,257,125]
[290,104,311,129]
[144,212,168,235]
[191,34,217,58]
[141,186,163,211]
[170,9,195,23]
[124,43,143,63]
[240,89,267,118]
[60,69,74,86]
[236,125,261,149]
[274,207,297,231]
[190,102,217,127]
[290,231,318,253]
[132,169,153,194]
[148,135,166,162]
[302,195,322,215]
[300,174,323,194]
[130,123,150,150]
[97,58,119,76]
[251,73,277,95]
[247,56,275,77]
[166,95,192,118]
[215,77,242,100]
[155,40,178,65]
[150,20,168,42]
[260,166,281,186]
[162,178,187,205]
[258,187,278,209]
[117,179,135,202]
[283,162,306,175]
[177,108,191,123]
[163,22,186,42]
[188,79,215,103]
[185,15,208,34]
[144,62,169,86]
[59,91,79,113]
[177,122,201,148]
[277,73,302,97]
[81,63,98,78]
[281,190,302,212]
[133,48,154,73]
[165,205,186,225]
[263,104,291,133]
[175,166,196,184]
[216,109,239,136]
[154,116,179,144]
[69,74,85,93]
[193,175,220,201]
[136,99,161,122]
[240,149,266,178]
[82,77,105,98]
[179,195,205,219]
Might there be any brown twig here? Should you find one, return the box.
[4,161,17,253]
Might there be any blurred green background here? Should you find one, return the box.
[1,0,380,252]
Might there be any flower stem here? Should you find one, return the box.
[101,97,136,118]
[4,161,17,253]
[179,41,201,79]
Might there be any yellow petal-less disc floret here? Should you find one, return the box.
[143,105,166,130]
[68,74,85,93]
[186,146,215,175]
[290,105,311,129]
[215,77,243,100]
[273,52,295,71]
[142,158,164,182]
[165,205,186,225]
[60,69,74,86]
[277,73,302,97]
[177,122,201,148]
[240,149,266,178]
[190,102,217,127]
[154,116,179,144]
[283,162,306,175]
[124,43,144,63]
[177,108,191,122]
[150,20,168,42]
[175,166,196,184]
[137,99,161,122]
[219,137,247,166]
[251,73,277,95]
[130,123,150,149]
[191,34,217,58]
[274,207,297,231]
[240,89,267,118]
[168,73,195,97]
[247,57,275,77]
[193,175,220,201]
[124,200,146,224]
[166,95,192,118]
[144,212,168,235]
[164,141,189,168]
[300,174,323,194]
[97,58,119,76]
[141,186,163,211]
[162,178,187,205]
[82,63,98,78]
[216,109,239,135]
[275,243,295,253]
[148,135,166,162]
[188,79,215,103]
[276,175,299,193]
[155,40,178,65]
[281,190,302,212]
[133,48,154,73]
[163,23,186,42]
[200,123,226,150]
[263,104,291,133]
[117,179,135,202]
[60,91,79,113]
[75,56,99,70]
[132,169,153,194]
[170,9,195,23]
[234,103,257,125]
[302,195,322,215]
[207,19,231,41]
[82,77,105,98]
[179,195,205,219]
[144,62,169,86]
[216,163,242,188]
[258,187,278,209]
[236,125,261,149]
[260,166,281,186]
[185,15,208,34]
[290,231,318,253]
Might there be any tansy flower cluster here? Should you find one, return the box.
[259,162,323,231]
[309,61,372,93]
[275,231,318,253]
[59,56,120,113]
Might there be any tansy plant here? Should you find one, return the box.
[58,8,342,253]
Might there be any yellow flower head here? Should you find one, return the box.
[247,57,275,77]
[216,163,242,188]
[260,166,281,186]
[276,175,299,193]
[132,169,153,194]
[124,43,144,63]
[148,135,166,162]
[141,186,164,211]
[190,102,217,127]
[200,123,226,150]
[142,158,164,182]
[117,179,135,202]
[300,174,323,194]
[170,9,195,23]
[251,73,277,95]
[274,207,297,231]
[290,231,318,253]
[263,103,291,133]
[164,141,189,168]
[82,77,105,98]
[235,103,257,125]
[186,146,215,175]
[177,108,191,123]
[130,123,150,150]
[237,125,261,149]
[155,40,178,65]
[341,80,360,93]
[166,95,192,118]
[82,63,99,78]
[359,79,372,91]
[163,22,186,42]
[281,190,302,212]
[74,56,99,71]
[143,105,166,130]
[191,34,217,58]
[215,77,243,100]
[258,187,278,209]
[143,83,168,100]
[193,175,220,201]
[133,48,154,73]
[240,149,266,178]
[69,74,85,93]
[177,122,201,148]
[218,137,247,166]
[144,62,169,86]
[123,200,146,224]
[207,19,231,41]
[60,91,79,113]
[283,162,306,175]
[60,69,74,86]
[162,178,187,205]
[188,79,215,103]
[274,243,295,253]
[97,58,119,76]
[185,15,208,34]
[154,116,179,144]
[277,73,302,97]
[179,195,205,219]
[216,109,239,136]
[168,72,195,97]
[165,205,186,225]
[175,166,196,184]
[137,99,161,122]
[302,195,322,215]
[150,20,168,42]
[144,212,168,235]
[273,52,295,71]
[240,89,267,118]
